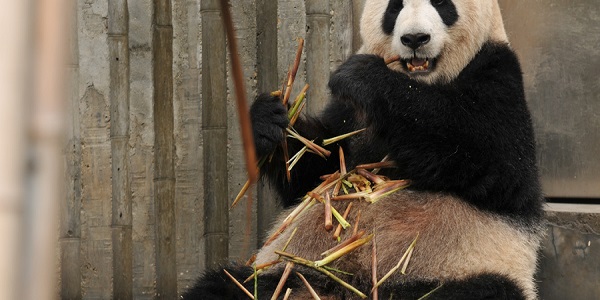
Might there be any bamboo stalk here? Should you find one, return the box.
[321,230,365,257]
[357,169,385,185]
[322,128,366,146]
[417,284,444,300]
[355,160,396,171]
[275,251,367,298]
[287,128,331,158]
[324,193,333,231]
[283,288,293,300]
[333,203,353,240]
[353,210,362,236]
[283,39,305,106]
[401,246,414,274]
[339,146,347,175]
[289,102,306,127]
[288,84,310,120]
[315,234,373,267]
[385,55,401,65]
[219,0,259,183]
[296,272,322,300]
[372,234,419,291]
[223,269,255,299]
[372,235,379,300]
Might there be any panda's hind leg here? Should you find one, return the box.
[378,273,527,300]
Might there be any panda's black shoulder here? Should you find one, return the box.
[458,42,523,82]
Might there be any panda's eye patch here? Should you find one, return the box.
[382,0,404,35]
[431,0,447,6]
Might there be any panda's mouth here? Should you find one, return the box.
[403,57,435,74]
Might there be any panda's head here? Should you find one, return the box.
[359,0,508,84]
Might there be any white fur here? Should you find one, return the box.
[392,0,449,61]
[359,0,509,84]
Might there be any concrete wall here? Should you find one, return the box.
[60,0,599,298]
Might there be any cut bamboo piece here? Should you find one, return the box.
[322,128,366,146]
[324,193,333,231]
[271,262,295,300]
[355,160,396,171]
[296,272,322,300]
[372,234,379,300]
[275,251,367,299]
[287,128,331,158]
[353,210,362,236]
[372,234,419,291]
[333,203,353,240]
[385,55,401,65]
[321,230,366,257]
[283,288,292,300]
[339,146,347,175]
[315,234,373,267]
[417,284,444,300]
[223,269,255,299]
[283,38,305,106]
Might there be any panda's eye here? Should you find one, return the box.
[431,0,447,6]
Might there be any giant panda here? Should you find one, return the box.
[184,0,545,299]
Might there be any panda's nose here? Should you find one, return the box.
[401,33,431,50]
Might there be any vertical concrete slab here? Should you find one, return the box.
[128,0,156,298]
[172,0,205,294]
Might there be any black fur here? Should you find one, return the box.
[432,0,459,27]
[382,0,458,35]
[383,0,404,35]
[252,42,543,224]
[182,263,525,300]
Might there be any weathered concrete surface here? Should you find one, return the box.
[537,206,600,300]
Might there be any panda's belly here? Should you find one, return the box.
[256,190,542,299]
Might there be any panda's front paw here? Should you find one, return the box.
[329,54,389,110]
[251,93,289,158]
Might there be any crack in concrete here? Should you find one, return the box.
[551,226,559,259]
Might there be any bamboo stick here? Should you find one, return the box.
[283,289,293,300]
[296,272,322,300]
[271,262,295,300]
[372,235,379,300]
[219,0,259,183]
[283,39,305,106]
[108,1,133,298]
[275,251,367,298]
[333,203,353,240]
[224,269,255,299]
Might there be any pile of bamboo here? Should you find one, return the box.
[223,38,443,299]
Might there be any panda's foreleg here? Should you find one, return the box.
[251,92,346,207]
